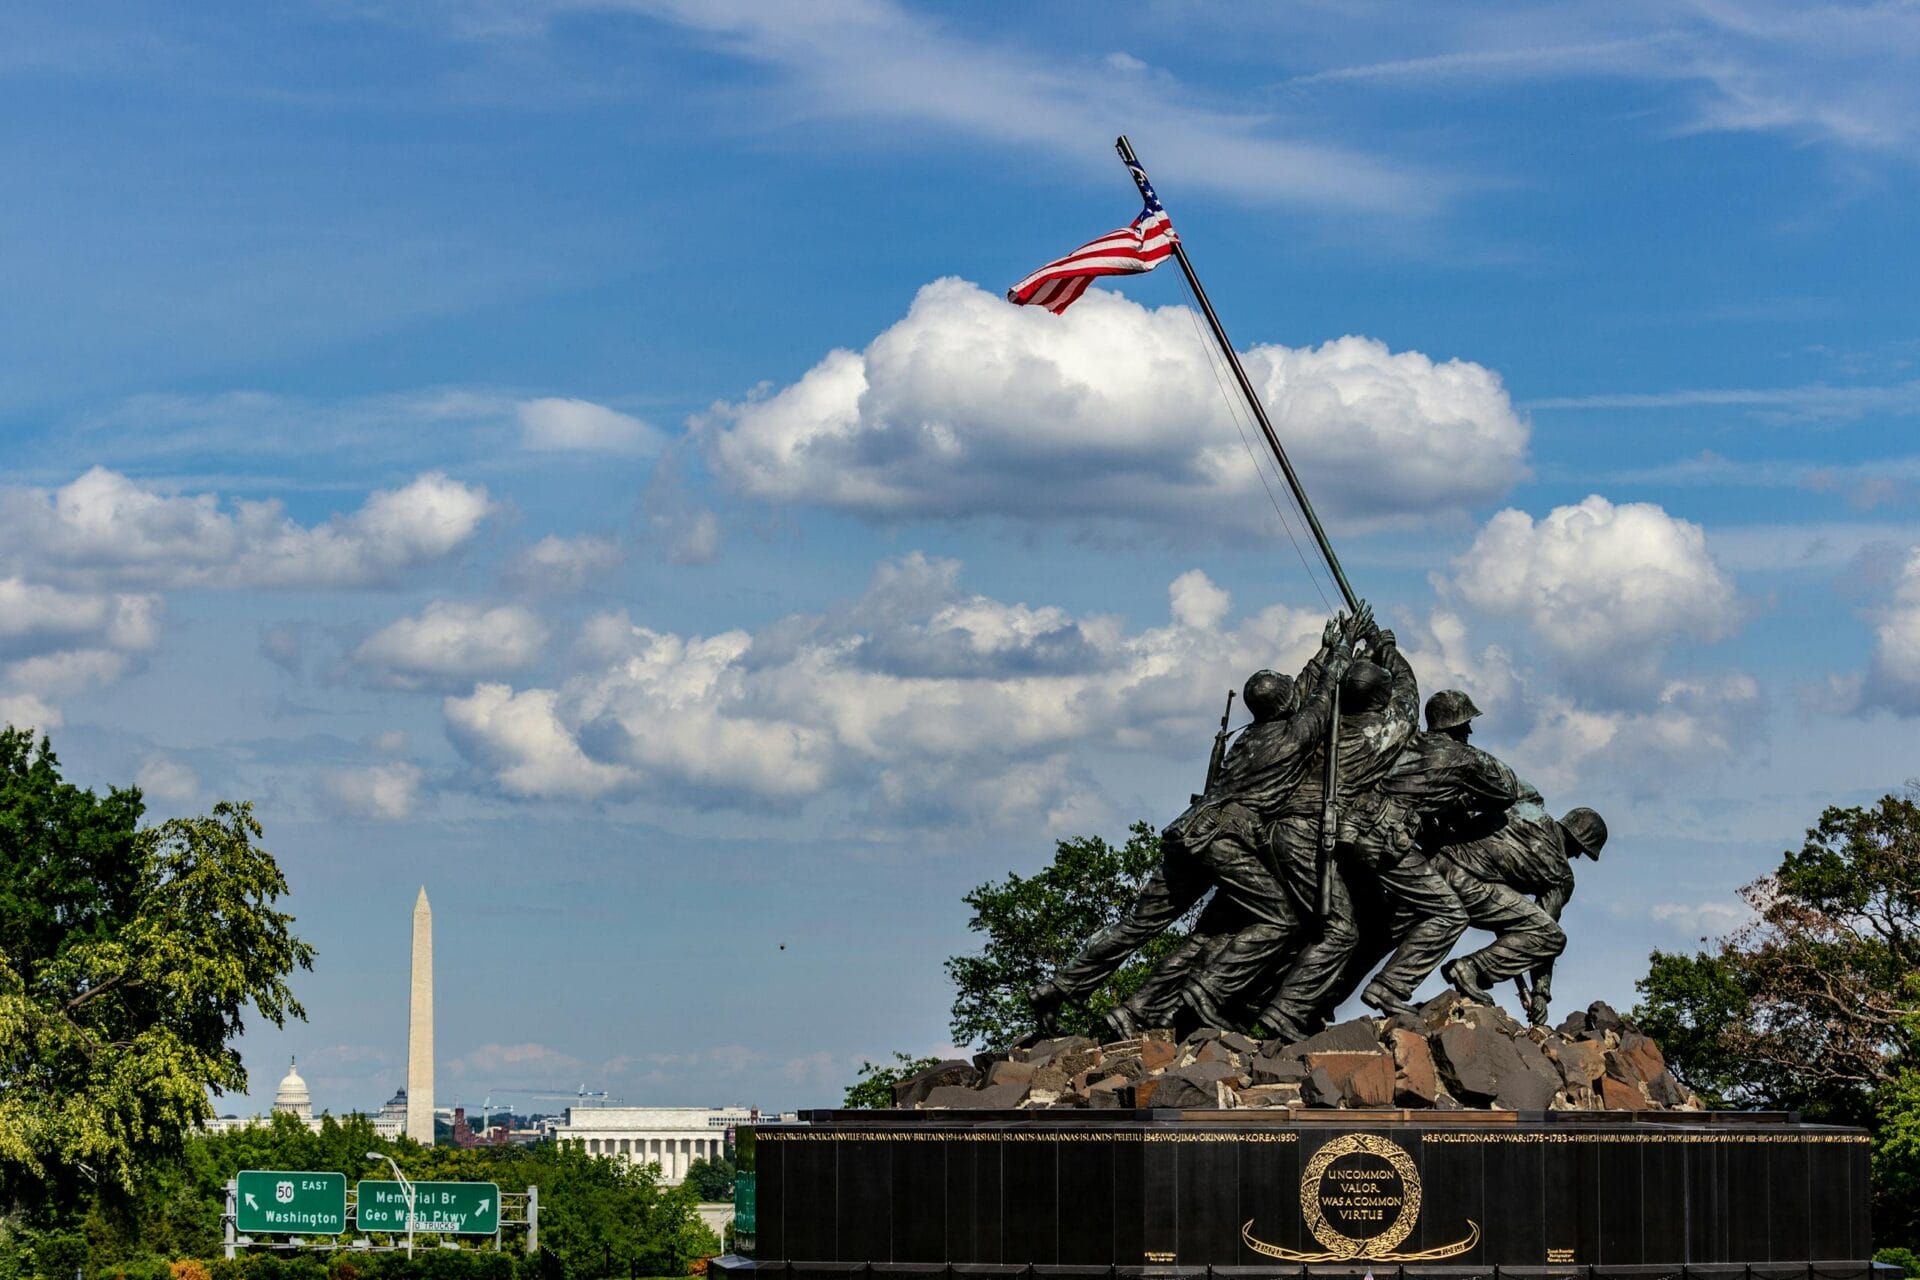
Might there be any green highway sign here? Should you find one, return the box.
[235,1170,346,1235]
[355,1180,500,1235]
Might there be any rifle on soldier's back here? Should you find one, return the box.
[1196,689,1238,801]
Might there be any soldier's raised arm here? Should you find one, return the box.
[1282,641,1353,750]
[1373,629,1420,731]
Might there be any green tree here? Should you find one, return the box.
[1634,790,1920,1118]
[1633,788,1920,1245]
[532,1142,717,1275]
[842,1053,941,1109]
[682,1154,736,1202]
[944,821,1186,1048]
[0,730,315,1216]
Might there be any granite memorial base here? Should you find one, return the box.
[713,1108,1886,1280]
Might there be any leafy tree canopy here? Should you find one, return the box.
[4,1113,720,1278]
[1634,789,1920,1119]
[1634,788,1920,1244]
[0,730,315,1211]
[943,821,1187,1048]
[842,1053,941,1109]
[681,1154,736,1203]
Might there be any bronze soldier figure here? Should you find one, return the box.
[1028,608,1364,1038]
[1256,622,1478,1030]
[1415,691,1608,1025]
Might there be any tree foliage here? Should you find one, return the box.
[0,1112,720,1279]
[680,1155,735,1203]
[1634,789,1920,1119]
[1633,788,1920,1244]
[943,821,1187,1048]
[841,1053,941,1109]
[0,731,315,1211]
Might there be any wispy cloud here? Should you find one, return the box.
[565,0,1436,213]
[1602,452,1920,509]
[1280,1,1920,159]
[1706,521,1920,572]
[1285,35,1680,88]
[1527,380,1920,421]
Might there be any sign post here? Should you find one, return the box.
[234,1171,347,1236]
[356,1180,501,1236]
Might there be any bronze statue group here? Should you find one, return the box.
[1031,604,1607,1044]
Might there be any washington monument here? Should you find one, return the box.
[407,886,434,1145]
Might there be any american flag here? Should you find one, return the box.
[1006,163,1178,314]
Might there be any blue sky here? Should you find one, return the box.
[6,0,1919,1116]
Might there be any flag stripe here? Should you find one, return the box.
[1007,205,1178,314]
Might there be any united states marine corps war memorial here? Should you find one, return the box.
[713,140,1882,1280]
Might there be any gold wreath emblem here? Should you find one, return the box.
[1241,1132,1481,1263]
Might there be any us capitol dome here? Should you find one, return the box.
[272,1057,313,1123]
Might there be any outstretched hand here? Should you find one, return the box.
[1347,600,1376,646]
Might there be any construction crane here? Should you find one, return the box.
[494,1085,623,1112]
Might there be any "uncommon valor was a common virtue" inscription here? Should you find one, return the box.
[1242,1133,1481,1263]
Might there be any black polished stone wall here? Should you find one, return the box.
[731,1112,1871,1271]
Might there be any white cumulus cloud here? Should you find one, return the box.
[0,468,494,590]
[136,754,200,803]
[0,577,161,729]
[1447,494,1740,699]
[354,602,549,691]
[444,683,635,800]
[321,762,426,821]
[517,398,664,454]
[444,553,1332,832]
[506,533,625,594]
[700,279,1529,535]
[1513,673,1766,794]
[1399,606,1764,796]
[0,577,160,656]
[1852,546,1920,716]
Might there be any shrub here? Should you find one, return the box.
[1877,1248,1920,1277]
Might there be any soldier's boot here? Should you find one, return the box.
[1101,1003,1143,1043]
[1180,981,1234,1036]
[1360,981,1420,1020]
[1256,1006,1312,1045]
[1442,956,1495,1005]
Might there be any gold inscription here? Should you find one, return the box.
[1422,1131,1867,1145]
[1547,1248,1576,1263]
[1142,1251,1175,1262]
[1241,1133,1481,1263]
[755,1129,1298,1143]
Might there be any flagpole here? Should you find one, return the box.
[1114,135,1359,616]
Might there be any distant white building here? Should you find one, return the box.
[273,1058,315,1123]
[552,1106,752,1184]
[372,1087,409,1138]
[203,1060,324,1134]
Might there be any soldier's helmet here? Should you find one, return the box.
[1242,669,1295,721]
[1425,689,1482,733]
[1341,659,1393,713]
[1558,807,1608,860]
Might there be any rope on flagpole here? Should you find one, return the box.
[1115,135,1360,616]
[1179,299,1334,614]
